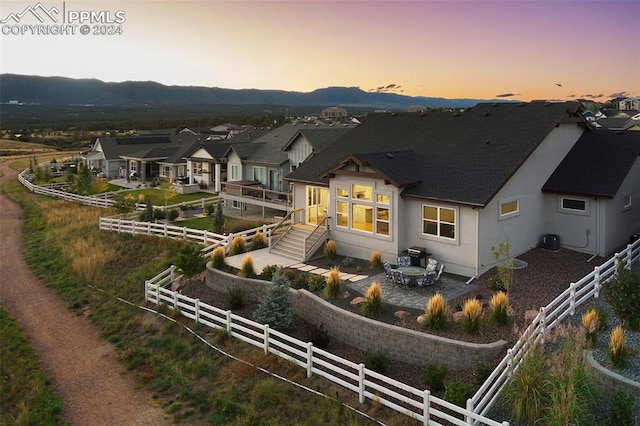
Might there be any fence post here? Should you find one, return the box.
[226,310,232,334]
[506,348,514,377]
[170,265,176,283]
[626,244,632,269]
[358,363,366,404]
[164,223,168,237]
[594,266,601,298]
[569,282,576,316]
[144,280,149,303]
[183,227,187,240]
[147,221,151,235]
[264,324,270,354]
[306,342,313,378]
[466,398,474,424]
[195,299,200,324]
[540,306,548,345]
[422,390,430,425]
[156,284,161,306]
[173,291,178,311]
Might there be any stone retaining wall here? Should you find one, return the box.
[585,351,640,410]
[206,263,508,369]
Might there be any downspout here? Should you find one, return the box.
[588,198,600,262]
[473,207,480,282]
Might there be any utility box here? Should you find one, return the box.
[542,234,560,251]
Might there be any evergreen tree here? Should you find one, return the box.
[253,269,295,329]
[75,164,93,195]
[212,198,224,234]
[144,196,154,222]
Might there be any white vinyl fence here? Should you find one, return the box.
[19,169,115,208]
[468,240,640,420]
[144,273,508,426]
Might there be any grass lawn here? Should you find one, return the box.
[117,188,215,206]
[178,215,270,233]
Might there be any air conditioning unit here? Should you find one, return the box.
[542,234,560,251]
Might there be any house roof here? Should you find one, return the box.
[97,136,174,160]
[181,140,236,161]
[542,130,640,198]
[282,127,355,152]
[286,101,586,207]
[245,124,301,165]
[595,117,633,130]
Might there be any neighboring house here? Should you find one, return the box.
[282,127,355,173]
[615,97,640,111]
[181,140,237,191]
[321,107,348,120]
[285,101,640,277]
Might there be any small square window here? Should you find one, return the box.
[562,198,586,212]
[500,200,519,216]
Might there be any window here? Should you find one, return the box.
[161,166,172,178]
[231,164,239,181]
[422,205,456,239]
[193,162,203,174]
[561,197,586,212]
[334,183,391,237]
[253,166,266,185]
[623,192,632,210]
[499,199,519,218]
[129,162,137,172]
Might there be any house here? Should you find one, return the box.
[284,101,640,277]
[614,97,640,111]
[321,107,348,120]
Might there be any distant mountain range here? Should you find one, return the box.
[0,74,510,109]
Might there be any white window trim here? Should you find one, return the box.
[230,164,240,181]
[559,196,589,216]
[333,181,392,239]
[622,191,632,211]
[498,197,520,221]
[421,204,458,242]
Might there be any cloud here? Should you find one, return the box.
[608,91,628,98]
[495,93,515,98]
[368,83,404,93]
[567,94,576,98]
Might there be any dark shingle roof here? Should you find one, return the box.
[282,127,355,152]
[542,130,640,198]
[322,150,422,187]
[286,101,585,206]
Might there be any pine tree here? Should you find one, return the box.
[212,198,224,234]
[253,269,295,329]
[144,196,154,222]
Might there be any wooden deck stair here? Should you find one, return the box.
[270,223,323,262]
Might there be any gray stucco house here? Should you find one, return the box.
[284,101,640,277]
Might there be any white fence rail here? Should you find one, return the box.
[144,273,508,426]
[468,240,640,420]
[100,216,282,258]
[19,169,115,208]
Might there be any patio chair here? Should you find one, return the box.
[416,271,435,287]
[390,269,411,287]
[383,262,394,284]
[433,263,445,287]
[397,255,411,268]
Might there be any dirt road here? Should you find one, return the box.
[0,162,171,425]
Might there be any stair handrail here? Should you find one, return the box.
[269,208,303,248]
[303,216,328,258]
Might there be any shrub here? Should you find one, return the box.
[501,346,548,425]
[204,203,215,216]
[228,235,246,256]
[421,363,447,393]
[167,208,179,221]
[443,380,473,407]
[324,239,337,261]
[461,298,483,334]
[607,389,636,426]
[143,196,154,222]
[260,264,278,281]
[423,293,449,330]
[211,198,224,234]
[365,351,388,374]
[238,254,256,278]
[489,275,507,292]
[250,231,267,251]
[253,270,295,329]
[153,208,167,221]
[323,266,343,299]
[341,256,354,268]
[137,193,146,204]
[224,287,245,310]
[307,274,326,292]
[489,291,511,325]
[211,246,226,269]
[608,325,628,367]
[360,282,383,319]
[473,362,494,387]
[174,244,205,276]
[491,240,514,291]
[369,251,383,270]
[291,272,309,290]
[605,265,640,331]
[581,308,600,347]
[306,324,330,349]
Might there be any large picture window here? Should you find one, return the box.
[253,166,267,185]
[422,205,456,239]
[335,183,391,237]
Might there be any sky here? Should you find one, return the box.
[1,0,639,102]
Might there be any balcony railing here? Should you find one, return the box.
[221,181,291,206]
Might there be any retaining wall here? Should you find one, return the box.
[585,351,640,411]
[206,263,508,369]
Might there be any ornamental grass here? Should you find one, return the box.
[323,266,343,299]
[239,254,256,278]
[228,235,246,256]
[424,293,449,330]
[369,251,383,270]
[489,291,511,325]
[461,298,483,334]
[250,231,267,250]
[211,246,226,269]
[581,308,600,347]
[609,325,627,367]
[361,281,383,318]
[324,239,337,261]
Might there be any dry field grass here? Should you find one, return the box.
[0,139,58,156]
